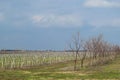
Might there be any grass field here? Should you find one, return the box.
[0,52,119,80]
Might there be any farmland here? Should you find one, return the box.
[1,0,120,80]
[0,51,75,69]
[0,50,120,80]
[0,34,120,80]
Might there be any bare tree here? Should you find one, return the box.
[85,34,109,66]
[69,32,87,70]
[113,45,120,58]
[69,32,82,71]
[79,42,87,68]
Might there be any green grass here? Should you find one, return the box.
[0,56,120,80]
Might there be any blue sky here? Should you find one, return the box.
[0,0,120,50]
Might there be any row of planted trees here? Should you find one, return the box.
[0,52,74,69]
[69,33,120,71]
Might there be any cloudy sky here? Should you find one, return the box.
[0,0,120,50]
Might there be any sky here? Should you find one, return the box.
[0,0,120,50]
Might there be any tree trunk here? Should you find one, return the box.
[74,52,78,71]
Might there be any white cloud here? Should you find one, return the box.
[31,14,83,27]
[84,0,120,8]
[32,15,44,23]
[31,14,120,28]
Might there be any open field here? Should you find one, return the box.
[0,51,119,80]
